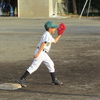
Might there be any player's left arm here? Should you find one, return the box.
[53,35,61,44]
[53,23,66,44]
[34,42,46,58]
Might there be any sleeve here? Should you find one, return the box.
[51,37,55,43]
[45,34,55,43]
[41,34,49,43]
[41,33,54,43]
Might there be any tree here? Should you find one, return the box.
[72,0,77,14]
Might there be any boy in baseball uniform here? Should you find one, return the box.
[18,21,65,87]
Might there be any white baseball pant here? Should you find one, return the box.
[27,49,55,74]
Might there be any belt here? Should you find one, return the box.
[37,47,47,53]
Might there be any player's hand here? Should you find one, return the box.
[34,53,39,58]
[57,23,66,35]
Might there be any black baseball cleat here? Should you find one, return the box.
[52,78,63,85]
[17,79,27,87]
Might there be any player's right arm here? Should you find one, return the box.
[34,42,45,58]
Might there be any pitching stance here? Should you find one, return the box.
[18,21,66,87]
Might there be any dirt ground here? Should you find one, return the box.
[0,17,100,100]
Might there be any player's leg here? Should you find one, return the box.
[20,58,43,78]
[18,51,44,87]
[43,53,63,85]
[18,58,43,87]
[17,70,29,87]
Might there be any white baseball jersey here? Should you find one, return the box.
[27,31,55,74]
[38,31,55,52]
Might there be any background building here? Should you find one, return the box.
[0,0,67,17]
[18,0,67,17]
[0,0,99,17]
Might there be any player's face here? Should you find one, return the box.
[49,28,57,34]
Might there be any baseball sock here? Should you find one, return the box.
[20,70,29,80]
[50,73,56,81]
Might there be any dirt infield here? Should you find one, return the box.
[0,17,100,100]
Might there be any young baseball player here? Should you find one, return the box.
[18,21,66,87]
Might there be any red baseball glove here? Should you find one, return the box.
[57,23,66,35]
